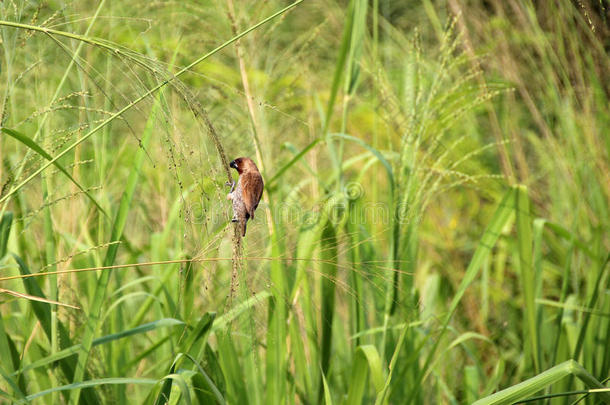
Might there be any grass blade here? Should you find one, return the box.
[322,372,333,405]
[515,185,539,373]
[572,254,608,361]
[318,221,338,402]
[0,212,12,258]
[472,360,610,405]
[346,345,384,405]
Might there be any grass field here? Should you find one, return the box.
[0,0,608,404]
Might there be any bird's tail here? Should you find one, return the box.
[241,220,247,237]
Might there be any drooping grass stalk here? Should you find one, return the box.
[0,0,303,205]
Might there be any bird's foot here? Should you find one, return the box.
[225,181,236,193]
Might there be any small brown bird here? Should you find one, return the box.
[227,157,264,237]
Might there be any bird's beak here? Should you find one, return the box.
[230,160,237,169]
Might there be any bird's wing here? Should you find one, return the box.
[241,171,264,218]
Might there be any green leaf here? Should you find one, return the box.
[375,324,408,405]
[344,0,367,95]
[345,345,384,405]
[472,360,610,405]
[321,372,333,405]
[0,212,12,258]
[318,221,338,401]
[0,365,25,402]
[181,353,225,405]
[192,372,225,405]
[154,362,176,405]
[515,185,539,373]
[464,365,480,404]
[572,254,609,361]
[322,0,354,136]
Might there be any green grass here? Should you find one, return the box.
[0,0,608,404]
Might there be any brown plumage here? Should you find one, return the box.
[226,157,264,237]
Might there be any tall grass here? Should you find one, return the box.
[0,0,608,404]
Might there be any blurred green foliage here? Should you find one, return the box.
[0,0,608,403]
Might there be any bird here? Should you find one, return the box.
[226,157,264,237]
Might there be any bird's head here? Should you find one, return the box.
[229,157,259,174]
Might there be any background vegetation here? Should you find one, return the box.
[0,0,608,403]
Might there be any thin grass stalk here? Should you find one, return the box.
[550,241,573,368]
[41,178,59,404]
[347,202,364,348]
